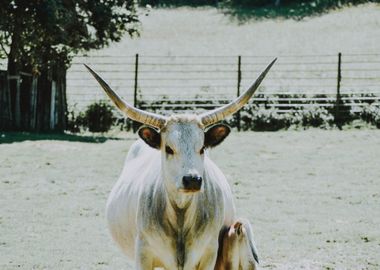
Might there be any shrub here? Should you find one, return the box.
[139,0,214,7]
[66,106,86,133]
[295,107,334,128]
[66,94,380,133]
[333,99,357,127]
[219,0,379,21]
[116,118,135,132]
[83,101,116,132]
[242,105,291,131]
[360,105,380,128]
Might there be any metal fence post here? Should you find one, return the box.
[236,55,242,131]
[335,52,342,129]
[133,53,139,133]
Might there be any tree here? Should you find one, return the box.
[0,0,139,131]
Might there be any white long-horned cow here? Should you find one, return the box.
[85,58,276,270]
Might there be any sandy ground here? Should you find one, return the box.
[1,129,380,269]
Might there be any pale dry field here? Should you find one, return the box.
[1,129,380,269]
[66,4,380,111]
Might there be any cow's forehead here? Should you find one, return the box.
[162,115,204,147]
[166,114,201,125]
[163,114,202,131]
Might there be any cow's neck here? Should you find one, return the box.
[168,191,194,209]
[165,193,199,269]
[166,192,198,227]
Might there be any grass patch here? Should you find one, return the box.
[138,0,380,21]
[0,132,123,144]
[220,0,380,22]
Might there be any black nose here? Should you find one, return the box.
[182,174,202,191]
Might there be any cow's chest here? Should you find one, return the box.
[147,222,215,269]
[139,185,224,268]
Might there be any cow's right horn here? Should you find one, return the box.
[200,58,277,127]
[85,65,167,130]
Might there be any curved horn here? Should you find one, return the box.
[200,58,277,127]
[85,64,167,130]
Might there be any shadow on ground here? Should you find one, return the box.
[0,132,125,144]
[221,1,379,22]
[144,1,379,22]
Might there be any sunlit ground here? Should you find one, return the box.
[1,129,379,269]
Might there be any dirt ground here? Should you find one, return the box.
[1,129,380,269]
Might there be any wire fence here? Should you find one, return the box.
[67,53,380,113]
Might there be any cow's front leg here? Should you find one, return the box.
[197,243,219,270]
[135,236,154,270]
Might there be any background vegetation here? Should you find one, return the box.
[0,0,139,131]
[138,0,380,20]
[68,96,380,133]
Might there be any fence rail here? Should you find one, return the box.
[67,53,380,128]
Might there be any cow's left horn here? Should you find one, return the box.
[200,58,277,128]
[85,64,167,130]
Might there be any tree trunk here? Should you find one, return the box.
[0,70,12,130]
[35,67,67,132]
[7,15,22,130]
[29,76,38,130]
[3,14,68,132]
[55,68,68,131]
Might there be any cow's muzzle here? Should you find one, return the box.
[182,174,202,192]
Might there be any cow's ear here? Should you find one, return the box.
[204,124,231,148]
[138,126,161,149]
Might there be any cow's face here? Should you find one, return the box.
[138,115,230,197]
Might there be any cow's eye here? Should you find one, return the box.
[200,146,205,155]
[165,146,174,155]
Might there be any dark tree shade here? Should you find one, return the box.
[0,0,139,131]
[0,0,139,72]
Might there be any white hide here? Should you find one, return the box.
[106,116,236,269]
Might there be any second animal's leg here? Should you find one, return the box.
[237,220,258,270]
[215,219,259,270]
[214,223,241,270]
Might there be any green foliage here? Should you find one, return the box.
[331,98,355,127]
[0,1,139,72]
[297,107,334,128]
[136,0,379,20]
[136,93,380,131]
[359,104,380,128]
[140,0,214,6]
[83,101,116,133]
[67,107,86,133]
[221,0,380,21]
[68,101,116,133]
[0,132,112,144]
[67,94,380,133]
[0,1,139,132]
[240,105,290,131]
[220,0,380,21]
[238,105,335,131]
[138,96,338,131]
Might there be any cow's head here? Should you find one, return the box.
[137,115,231,197]
[85,59,276,199]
